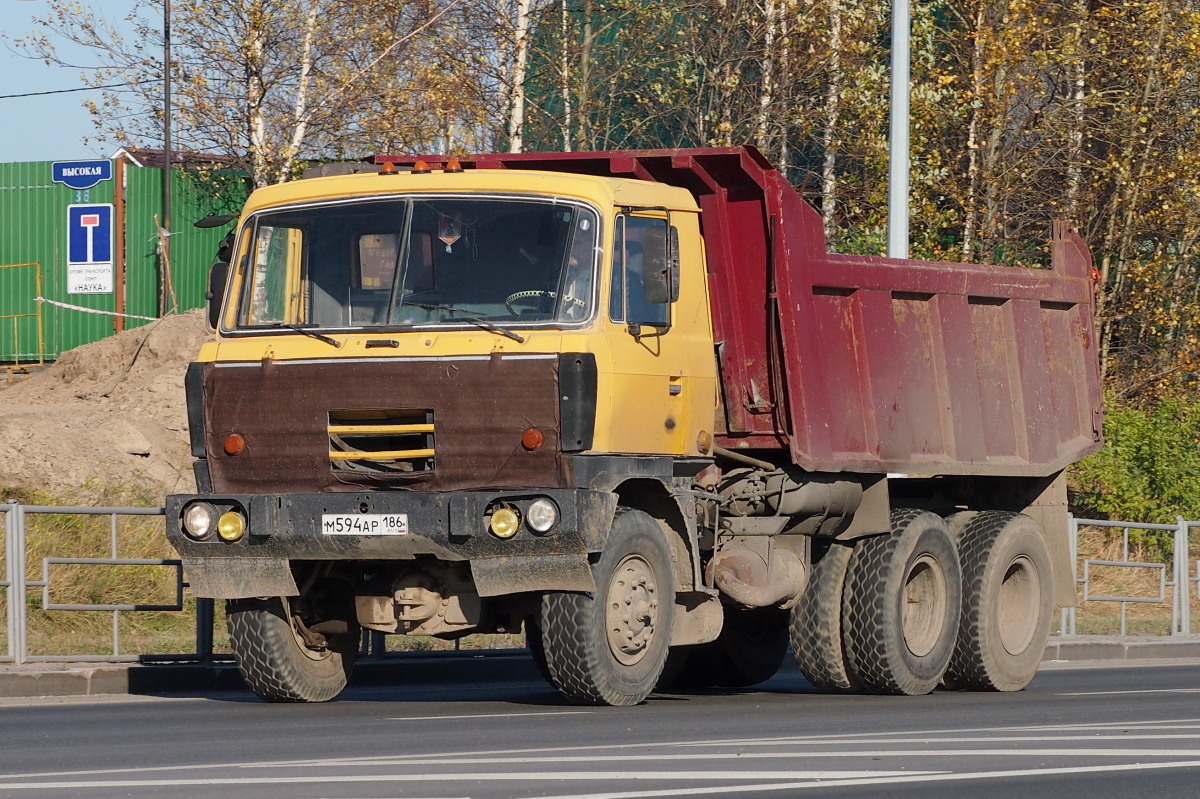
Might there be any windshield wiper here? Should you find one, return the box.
[270,323,343,348]
[405,302,526,343]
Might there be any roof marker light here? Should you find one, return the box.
[412,160,431,174]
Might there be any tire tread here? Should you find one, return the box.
[946,511,1052,692]
[228,597,354,703]
[841,509,960,696]
[538,508,673,706]
[790,541,861,692]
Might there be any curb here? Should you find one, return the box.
[0,650,542,699]
[1041,637,1200,662]
[2,638,1197,700]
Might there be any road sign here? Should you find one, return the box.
[66,204,114,294]
[52,160,113,191]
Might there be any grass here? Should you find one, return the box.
[2,487,1196,660]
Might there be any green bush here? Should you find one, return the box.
[1069,394,1200,557]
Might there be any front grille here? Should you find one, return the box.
[328,409,434,474]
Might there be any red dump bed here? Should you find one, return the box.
[378,147,1104,476]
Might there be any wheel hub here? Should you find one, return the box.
[902,554,948,658]
[606,554,660,665]
[999,555,1040,655]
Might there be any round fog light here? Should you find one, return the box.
[526,498,559,534]
[489,507,521,539]
[182,502,218,540]
[217,511,247,542]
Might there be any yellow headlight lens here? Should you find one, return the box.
[217,511,247,542]
[489,507,520,539]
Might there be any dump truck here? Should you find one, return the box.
[165,146,1103,705]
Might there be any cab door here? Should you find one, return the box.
[602,210,714,456]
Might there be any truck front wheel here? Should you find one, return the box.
[945,512,1054,692]
[227,594,359,703]
[842,509,962,695]
[538,508,675,706]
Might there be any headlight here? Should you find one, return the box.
[217,511,247,542]
[182,502,218,540]
[489,507,521,539]
[526,498,559,534]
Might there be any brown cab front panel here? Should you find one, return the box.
[202,354,571,493]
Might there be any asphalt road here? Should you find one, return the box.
[0,657,1198,798]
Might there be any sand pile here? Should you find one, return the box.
[0,310,210,499]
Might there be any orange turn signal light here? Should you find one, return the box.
[521,428,544,451]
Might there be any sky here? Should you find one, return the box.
[0,0,139,163]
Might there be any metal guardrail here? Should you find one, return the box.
[2,502,213,665]
[1062,515,1197,637]
[1,503,1197,664]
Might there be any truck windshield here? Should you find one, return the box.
[236,196,599,330]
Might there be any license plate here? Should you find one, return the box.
[321,513,409,536]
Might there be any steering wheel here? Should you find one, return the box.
[505,290,585,316]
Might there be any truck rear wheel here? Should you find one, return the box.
[702,607,789,688]
[790,539,862,692]
[842,509,961,695]
[657,608,787,691]
[538,508,675,706]
[227,595,358,703]
[654,646,714,691]
[945,512,1054,692]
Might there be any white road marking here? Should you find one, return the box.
[5,759,1200,795]
[5,715,1200,795]
[255,726,1200,769]
[0,770,934,791]
[696,715,1200,739]
[275,747,1200,769]
[680,732,1200,747]
[532,760,1200,799]
[1004,716,1200,730]
[10,739,1200,785]
[1059,688,1200,696]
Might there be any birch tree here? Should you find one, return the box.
[15,0,469,186]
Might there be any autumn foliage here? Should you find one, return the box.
[15,0,1200,518]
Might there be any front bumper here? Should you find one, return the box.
[165,488,615,599]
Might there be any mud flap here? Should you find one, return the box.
[470,554,596,597]
[183,557,299,599]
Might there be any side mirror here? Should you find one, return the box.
[205,230,235,328]
[641,225,678,304]
[206,260,228,330]
[203,228,236,330]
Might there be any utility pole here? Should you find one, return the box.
[161,0,173,315]
[887,0,911,259]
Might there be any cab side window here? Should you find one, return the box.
[242,223,304,325]
[609,215,671,327]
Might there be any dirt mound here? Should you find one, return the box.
[0,310,210,499]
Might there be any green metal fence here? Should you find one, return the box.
[0,158,245,362]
